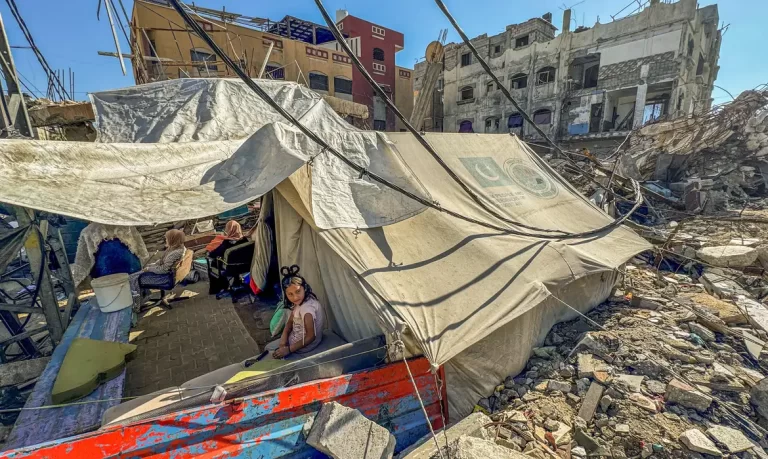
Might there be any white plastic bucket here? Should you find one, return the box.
[91,273,133,313]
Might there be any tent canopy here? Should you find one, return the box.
[0,78,650,417]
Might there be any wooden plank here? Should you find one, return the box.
[0,303,38,314]
[4,299,133,450]
[0,326,48,347]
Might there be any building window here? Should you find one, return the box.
[334,76,352,95]
[461,52,472,67]
[309,71,329,91]
[687,38,694,57]
[374,120,386,131]
[265,62,284,79]
[510,73,528,89]
[643,100,666,124]
[373,47,385,61]
[533,109,552,125]
[696,53,705,76]
[337,22,343,31]
[508,113,523,128]
[583,65,599,88]
[372,62,386,72]
[460,86,474,101]
[515,35,529,48]
[196,20,213,32]
[677,92,684,111]
[484,117,500,133]
[459,120,474,133]
[536,67,555,85]
[437,78,444,90]
[190,48,217,72]
[372,25,385,36]
[494,45,501,54]
[487,82,494,94]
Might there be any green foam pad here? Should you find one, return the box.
[52,338,137,405]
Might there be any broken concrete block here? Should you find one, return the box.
[577,353,610,379]
[706,425,753,453]
[599,395,612,412]
[689,322,716,342]
[680,429,722,456]
[751,378,768,421]
[645,380,666,395]
[700,272,750,298]
[613,374,644,393]
[0,357,50,387]
[629,393,657,412]
[574,428,600,452]
[696,246,759,268]
[306,402,395,459]
[743,331,765,360]
[400,412,491,459]
[547,380,571,393]
[577,382,604,423]
[630,295,663,310]
[570,334,614,362]
[448,435,528,459]
[665,378,713,412]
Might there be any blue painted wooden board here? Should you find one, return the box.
[3,299,132,450]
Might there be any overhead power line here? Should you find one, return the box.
[167,0,643,240]
[3,0,70,100]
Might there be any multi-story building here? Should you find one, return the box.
[130,1,413,130]
[413,0,721,153]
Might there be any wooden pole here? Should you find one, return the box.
[257,41,274,79]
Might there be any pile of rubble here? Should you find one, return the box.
[461,251,768,458]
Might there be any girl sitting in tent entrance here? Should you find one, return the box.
[270,265,325,359]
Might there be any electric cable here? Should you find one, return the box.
[312,0,566,235]
[168,0,643,240]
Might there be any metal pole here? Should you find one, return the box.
[14,207,64,345]
[0,11,32,137]
[104,0,127,76]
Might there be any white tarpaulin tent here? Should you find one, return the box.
[0,79,650,417]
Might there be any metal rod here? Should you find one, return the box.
[104,0,126,75]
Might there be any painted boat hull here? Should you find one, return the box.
[1,357,447,458]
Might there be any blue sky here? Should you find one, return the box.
[0,0,763,103]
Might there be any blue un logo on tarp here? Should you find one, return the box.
[458,157,514,188]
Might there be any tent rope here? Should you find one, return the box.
[394,338,447,459]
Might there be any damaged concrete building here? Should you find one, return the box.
[414,0,721,154]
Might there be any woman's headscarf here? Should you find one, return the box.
[161,229,185,262]
[224,220,243,240]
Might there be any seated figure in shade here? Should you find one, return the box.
[72,223,149,290]
[206,220,250,295]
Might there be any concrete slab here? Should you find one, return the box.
[680,429,722,456]
[306,402,395,459]
[666,378,712,412]
[400,412,491,459]
[706,425,754,453]
[577,382,604,423]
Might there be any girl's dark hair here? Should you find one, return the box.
[280,265,316,305]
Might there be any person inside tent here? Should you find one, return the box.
[72,223,149,290]
[206,220,250,295]
[271,265,325,359]
[129,229,186,308]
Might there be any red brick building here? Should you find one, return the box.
[334,10,412,131]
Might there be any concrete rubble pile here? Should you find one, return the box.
[466,247,768,458]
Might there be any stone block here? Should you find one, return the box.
[0,357,50,387]
[696,246,759,268]
[547,380,571,393]
[577,382,604,423]
[306,402,395,459]
[613,374,644,393]
[577,353,610,379]
[400,412,491,459]
[448,435,528,459]
[680,429,722,456]
[665,378,712,412]
[706,425,753,453]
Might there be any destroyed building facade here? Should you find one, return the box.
[414,0,721,152]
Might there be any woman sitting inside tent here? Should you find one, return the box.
[129,229,186,308]
[206,220,250,294]
[271,265,325,359]
[72,223,149,290]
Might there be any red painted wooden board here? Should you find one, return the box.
[1,357,447,458]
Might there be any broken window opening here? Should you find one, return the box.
[533,109,552,125]
[536,67,555,85]
[508,113,523,128]
[487,82,494,94]
[687,38,694,57]
[461,52,472,67]
[460,86,474,101]
[583,64,599,88]
[459,120,474,133]
[677,92,684,112]
[515,35,529,48]
[509,73,528,89]
[642,100,666,124]
[494,45,501,55]
[696,53,705,76]
[484,117,500,133]
[190,48,217,72]
[373,47,385,62]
